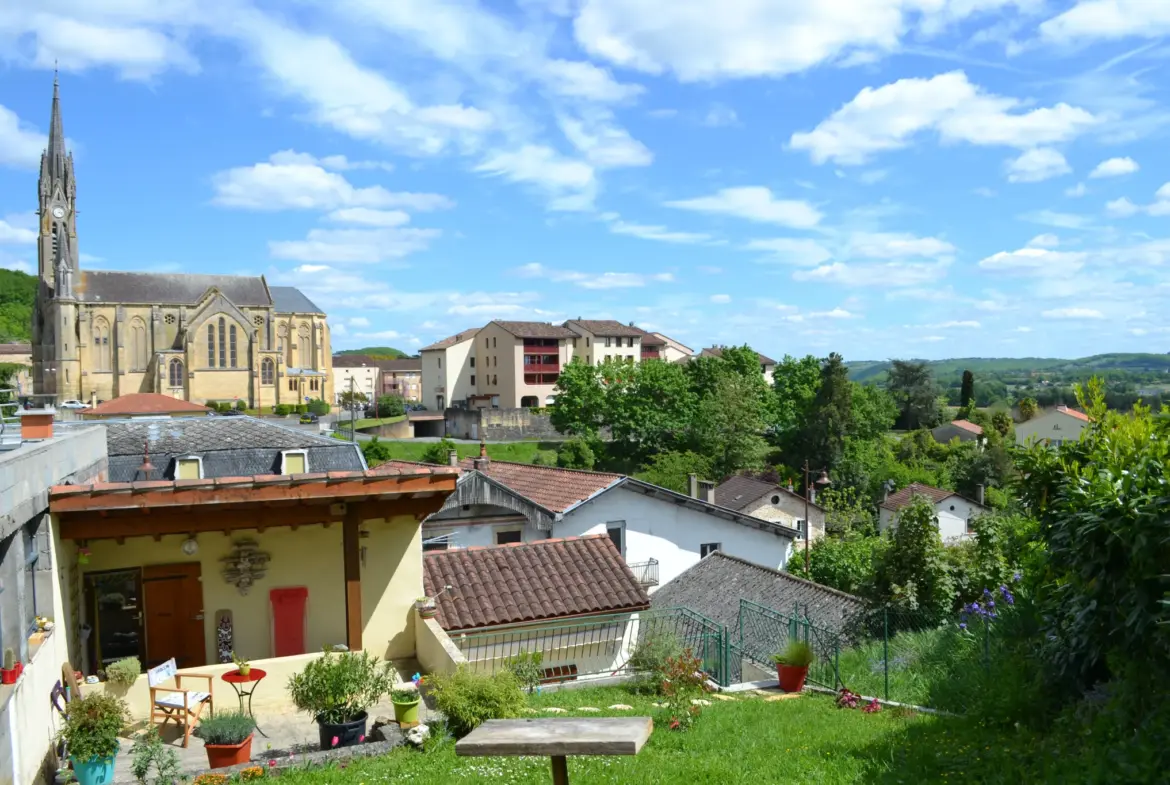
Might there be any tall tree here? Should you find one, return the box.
[606,358,696,465]
[551,359,606,437]
[798,353,854,472]
[850,383,898,441]
[772,354,822,438]
[1017,396,1038,421]
[692,374,769,478]
[871,495,955,618]
[887,360,942,430]
[960,369,975,410]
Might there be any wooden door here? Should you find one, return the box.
[143,563,206,669]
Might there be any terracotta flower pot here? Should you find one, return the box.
[416,604,436,619]
[205,733,254,769]
[777,664,809,693]
[0,668,15,685]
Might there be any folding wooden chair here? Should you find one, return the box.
[148,658,214,747]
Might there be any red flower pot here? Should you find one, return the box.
[777,664,808,693]
[0,668,15,685]
[205,734,254,769]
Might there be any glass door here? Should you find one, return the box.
[85,569,145,671]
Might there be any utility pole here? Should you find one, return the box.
[349,375,357,442]
[803,461,831,575]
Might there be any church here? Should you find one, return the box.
[31,78,334,409]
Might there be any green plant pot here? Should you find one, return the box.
[393,697,421,728]
[70,746,118,785]
[237,665,251,678]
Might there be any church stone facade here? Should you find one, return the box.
[31,79,333,409]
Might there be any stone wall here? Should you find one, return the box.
[444,407,565,441]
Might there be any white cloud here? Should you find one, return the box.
[1016,326,1033,333]
[926,320,982,329]
[703,103,739,127]
[978,246,1087,274]
[917,335,947,342]
[810,308,858,319]
[1157,183,1170,200]
[541,59,644,102]
[1006,148,1071,183]
[1105,197,1140,217]
[476,145,596,211]
[792,260,948,288]
[0,258,32,274]
[1065,182,1087,197]
[710,294,731,304]
[331,323,347,336]
[846,232,956,259]
[666,187,822,228]
[348,316,370,327]
[268,151,395,173]
[0,105,47,169]
[607,218,714,244]
[1026,233,1060,248]
[558,113,653,168]
[516,262,673,289]
[744,238,833,266]
[269,227,440,263]
[974,187,997,197]
[0,215,36,244]
[1020,209,1090,229]
[325,208,412,227]
[1042,307,1105,320]
[1040,1,1170,43]
[790,72,1097,165]
[1089,156,1139,178]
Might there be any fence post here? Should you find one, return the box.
[882,608,890,702]
[834,633,840,690]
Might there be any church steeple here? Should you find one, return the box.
[47,72,68,181]
[38,71,78,290]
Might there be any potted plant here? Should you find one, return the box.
[414,596,436,619]
[771,640,814,693]
[287,650,395,750]
[232,651,251,678]
[1,648,16,685]
[104,657,140,688]
[391,675,422,728]
[195,711,257,769]
[57,692,129,785]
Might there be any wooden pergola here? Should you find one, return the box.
[50,467,459,651]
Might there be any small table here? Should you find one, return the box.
[455,717,652,784]
[221,669,268,737]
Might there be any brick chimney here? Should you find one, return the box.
[18,407,54,441]
[698,480,715,504]
[472,440,490,471]
[688,473,699,499]
[448,450,459,467]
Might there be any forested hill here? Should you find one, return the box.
[848,354,1170,384]
[335,346,410,359]
[0,269,36,343]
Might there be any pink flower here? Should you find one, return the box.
[331,736,339,747]
[358,735,365,743]
[268,760,276,768]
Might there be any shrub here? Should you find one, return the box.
[105,656,141,686]
[130,726,180,785]
[659,649,709,731]
[556,437,596,470]
[287,651,396,725]
[505,650,544,693]
[296,404,308,415]
[772,640,815,668]
[629,631,684,694]
[421,437,458,465]
[307,398,330,416]
[273,404,292,416]
[376,395,406,417]
[428,667,524,738]
[361,436,393,467]
[195,712,256,745]
[234,399,247,412]
[58,692,129,763]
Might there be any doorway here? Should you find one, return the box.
[85,569,144,672]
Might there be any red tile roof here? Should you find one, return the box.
[87,393,211,415]
[564,319,645,338]
[491,320,576,338]
[950,419,984,435]
[419,328,481,352]
[458,459,622,513]
[423,535,650,631]
[880,482,969,512]
[1055,405,1091,422]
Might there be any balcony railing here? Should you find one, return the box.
[522,363,560,373]
[627,558,659,587]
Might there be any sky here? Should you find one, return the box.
[1,1,1170,361]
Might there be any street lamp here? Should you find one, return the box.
[803,461,831,574]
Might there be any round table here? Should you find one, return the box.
[221,669,268,736]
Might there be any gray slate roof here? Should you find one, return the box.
[651,551,864,633]
[492,321,576,338]
[78,271,271,306]
[564,320,645,338]
[57,416,364,482]
[270,286,324,314]
[714,475,823,513]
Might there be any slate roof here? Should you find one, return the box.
[491,321,576,339]
[879,482,985,512]
[57,416,365,482]
[270,286,324,314]
[564,320,645,338]
[77,271,271,306]
[457,459,623,513]
[420,328,481,351]
[423,535,650,631]
[714,475,824,513]
[87,393,210,416]
[699,346,778,366]
[651,551,864,632]
[379,358,421,372]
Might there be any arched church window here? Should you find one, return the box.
[261,357,275,385]
[297,323,311,368]
[168,358,184,387]
[229,324,238,368]
[207,324,216,367]
[92,317,111,371]
[218,318,227,368]
[128,317,147,371]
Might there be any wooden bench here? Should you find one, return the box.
[456,717,652,784]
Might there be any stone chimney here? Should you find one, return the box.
[448,450,459,467]
[976,484,985,506]
[18,408,54,441]
[688,473,699,499]
[698,480,715,504]
[472,440,490,471]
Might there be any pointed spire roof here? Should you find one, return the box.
[47,71,68,180]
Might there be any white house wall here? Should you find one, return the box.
[1015,411,1089,447]
[879,498,984,544]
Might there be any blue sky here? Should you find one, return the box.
[2,1,1170,361]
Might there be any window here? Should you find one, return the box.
[92,316,111,370]
[168,358,184,387]
[700,543,722,558]
[297,323,311,367]
[288,379,298,392]
[281,450,308,475]
[437,356,442,369]
[176,457,203,480]
[492,375,497,386]
[495,528,523,545]
[605,336,612,347]
[771,495,781,505]
[128,317,148,371]
[470,375,476,386]
[217,318,227,368]
[795,519,806,536]
[470,357,475,368]
[494,356,498,367]
[261,357,275,385]
[586,337,591,347]
[207,324,216,366]
[572,338,577,348]
[606,522,625,556]
[628,337,635,347]
[485,337,489,347]
[229,325,238,368]
[493,337,497,348]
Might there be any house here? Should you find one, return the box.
[651,332,693,364]
[58,415,365,481]
[564,319,643,366]
[633,329,666,361]
[878,482,989,542]
[682,346,778,384]
[424,535,650,682]
[378,358,422,401]
[472,321,578,408]
[1015,405,1091,447]
[419,328,480,411]
[405,450,800,590]
[713,475,827,541]
[80,392,211,419]
[931,419,984,445]
[331,355,381,405]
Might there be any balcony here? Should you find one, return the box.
[522,362,560,373]
[627,558,659,587]
[641,349,661,359]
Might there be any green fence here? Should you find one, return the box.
[733,600,840,690]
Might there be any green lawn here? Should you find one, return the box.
[255,686,1092,785]
[349,415,407,429]
[364,440,561,465]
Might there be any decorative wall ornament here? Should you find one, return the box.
[221,539,271,595]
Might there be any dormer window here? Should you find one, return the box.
[281,450,308,475]
[176,456,203,480]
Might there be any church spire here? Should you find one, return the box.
[38,71,78,289]
[47,69,68,181]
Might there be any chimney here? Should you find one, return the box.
[688,473,699,499]
[473,440,490,470]
[698,480,715,504]
[809,487,816,505]
[18,407,55,441]
[787,479,795,493]
[976,484,985,506]
[882,480,893,502]
[448,450,459,467]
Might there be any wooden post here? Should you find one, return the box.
[551,755,568,785]
[343,506,362,651]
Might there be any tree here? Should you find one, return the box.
[850,383,898,441]
[339,389,369,408]
[990,410,1012,438]
[772,354,821,434]
[1017,396,1038,421]
[556,437,596,470]
[606,358,696,465]
[960,370,975,410]
[887,360,942,430]
[791,533,885,596]
[871,495,955,619]
[361,436,394,467]
[797,353,853,472]
[692,374,769,478]
[636,451,713,495]
[376,394,406,417]
[421,437,458,465]
[550,359,606,438]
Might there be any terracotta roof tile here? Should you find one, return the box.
[880,482,960,512]
[420,328,481,352]
[699,346,777,366]
[950,420,984,435]
[564,320,645,338]
[87,394,211,415]
[491,320,576,339]
[423,535,650,631]
[458,459,622,512]
[1055,405,1091,422]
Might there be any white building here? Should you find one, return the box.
[878,482,989,543]
[714,475,827,542]
[330,357,379,405]
[419,328,479,412]
[1015,405,1091,448]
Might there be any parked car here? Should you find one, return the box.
[221,409,244,417]
[299,413,318,424]
[59,400,89,410]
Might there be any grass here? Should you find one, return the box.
[349,415,407,429]
[363,440,562,465]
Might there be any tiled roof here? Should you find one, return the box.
[713,475,822,513]
[564,320,645,338]
[270,286,324,314]
[950,420,984,435]
[1055,405,1091,422]
[635,329,666,347]
[698,346,778,366]
[379,358,422,372]
[491,321,576,339]
[88,394,210,415]
[423,535,650,631]
[78,271,271,306]
[458,459,622,513]
[880,482,962,512]
[420,328,481,351]
[332,354,380,368]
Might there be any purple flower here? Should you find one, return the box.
[1012,571,1022,582]
[959,622,967,630]
[983,588,992,598]
[988,600,996,609]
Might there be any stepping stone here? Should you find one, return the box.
[651,702,666,708]
[577,707,600,712]
[712,694,737,701]
[523,708,541,714]
[545,707,567,713]
[691,699,711,706]
[608,704,634,710]
[765,693,803,702]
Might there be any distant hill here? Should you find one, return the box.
[848,354,1170,384]
[336,346,410,360]
[0,269,36,343]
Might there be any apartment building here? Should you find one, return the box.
[654,333,694,363]
[379,358,422,401]
[420,328,479,411]
[473,321,576,408]
[564,320,643,365]
[332,354,380,404]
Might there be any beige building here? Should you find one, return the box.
[29,78,333,410]
[693,346,777,385]
[473,321,577,408]
[653,332,694,363]
[714,475,827,542]
[379,358,422,401]
[420,328,479,411]
[565,319,643,365]
[332,355,381,404]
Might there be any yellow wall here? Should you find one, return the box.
[415,615,467,677]
[361,514,424,660]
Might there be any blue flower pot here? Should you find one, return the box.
[70,747,118,785]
